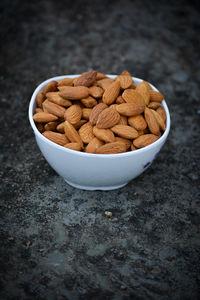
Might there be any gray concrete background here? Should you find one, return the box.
[0,0,200,299]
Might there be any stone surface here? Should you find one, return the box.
[0,0,200,299]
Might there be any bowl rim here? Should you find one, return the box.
[28,74,170,158]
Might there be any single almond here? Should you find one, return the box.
[85,137,104,153]
[96,107,120,129]
[116,103,145,116]
[56,122,65,133]
[111,125,138,139]
[115,137,132,150]
[46,92,72,107]
[57,78,74,86]
[64,143,81,151]
[89,103,108,125]
[156,106,166,123]
[64,121,83,148]
[33,112,58,123]
[103,80,121,105]
[151,109,166,131]
[136,81,150,105]
[97,78,113,90]
[36,91,45,108]
[144,107,160,136]
[120,70,131,76]
[59,86,89,100]
[42,131,69,146]
[122,89,145,105]
[116,96,126,104]
[64,105,82,124]
[79,122,94,144]
[93,126,115,143]
[44,121,58,131]
[96,72,107,80]
[73,71,97,87]
[89,86,104,98]
[44,81,58,94]
[133,134,159,148]
[148,102,162,109]
[149,90,164,102]
[118,115,128,125]
[115,75,133,89]
[81,96,97,108]
[96,142,126,154]
[82,108,92,120]
[128,115,147,131]
[42,100,66,118]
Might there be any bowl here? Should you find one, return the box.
[29,75,170,190]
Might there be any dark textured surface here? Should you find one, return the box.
[0,0,200,299]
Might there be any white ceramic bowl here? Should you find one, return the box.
[29,75,170,190]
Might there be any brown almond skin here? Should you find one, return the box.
[93,126,115,143]
[57,78,74,87]
[44,81,58,94]
[103,80,121,105]
[118,115,128,125]
[96,142,126,154]
[96,72,107,80]
[89,103,108,125]
[128,115,147,131]
[136,81,150,105]
[96,107,120,129]
[144,107,160,136]
[149,90,164,102]
[36,91,45,108]
[81,96,97,108]
[111,125,138,139]
[116,96,126,104]
[44,121,58,131]
[97,78,113,90]
[115,75,133,89]
[56,122,65,133]
[122,89,145,105]
[82,108,92,120]
[133,134,159,148]
[64,143,81,151]
[64,105,82,124]
[35,108,43,113]
[59,86,89,100]
[73,119,87,129]
[42,131,69,146]
[157,106,166,123]
[151,109,166,131]
[115,137,132,150]
[33,112,58,123]
[36,123,44,133]
[73,71,97,87]
[64,121,84,148]
[89,86,104,98]
[46,92,72,107]
[85,137,104,153]
[42,100,66,118]
[78,122,94,144]
[116,103,145,117]
[148,102,162,110]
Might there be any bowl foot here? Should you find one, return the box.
[64,179,128,191]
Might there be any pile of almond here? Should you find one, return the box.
[33,70,166,154]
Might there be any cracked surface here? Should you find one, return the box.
[0,0,200,299]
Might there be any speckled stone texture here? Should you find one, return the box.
[0,0,200,299]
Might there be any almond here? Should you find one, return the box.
[56,122,65,133]
[116,96,126,104]
[131,144,137,151]
[59,86,89,100]
[82,108,92,120]
[81,96,97,108]
[44,81,58,94]
[128,115,147,131]
[64,121,84,148]
[33,112,58,123]
[151,109,166,131]
[116,103,145,116]
[42,100,66,118]
[93,126,115,143]
[115,137,132,150]
[89,103,108,125]
[149,90,164,102]
[148,102,162,109]
[142,80,153,91]
[103,80,121,105]
[144,107,160,136]
[96,72,107,80]
[122,89,145,105]
[44,121,58,131]
[136,81,150,105]
[97,78,113,90]
[64,143,81,151]
[133,134,159,148]
[46,92,72,107]
[36,123,44,133]
[157,106,166,123]
[64,105,82,124]
[96,107,120,129]
[73,119,87,129]
[89,86,104,98]
[115,75,133,89]
[35,108,43,113]
[120,70,131,76]
[96,142,126,154]
[111,125,138,139]
[36,91,45,108]
[74,71,97,87]
[118,115,128,125]
[85,137,104,153]
[57,78,74,86]
[42,131,69,146]
[79,122,94,144]
[138,130,145,136]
